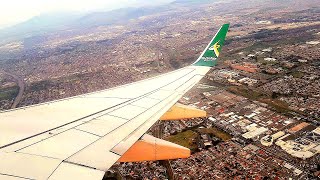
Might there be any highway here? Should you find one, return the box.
[2,71,25,109]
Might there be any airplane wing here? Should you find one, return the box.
[0,24,229,180]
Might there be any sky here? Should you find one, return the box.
[0,0,173,29]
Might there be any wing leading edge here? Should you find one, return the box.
[0,24,229,180]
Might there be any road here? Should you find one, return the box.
[1,71,25,108]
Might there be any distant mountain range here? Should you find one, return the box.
[0,0,216,44]
[0,12,82,43]
[75,6,170,27]
[172,0,213,4]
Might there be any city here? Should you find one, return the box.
[0,0,319,179]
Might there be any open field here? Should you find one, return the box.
[0,86,18,101]
[165,130,198,151]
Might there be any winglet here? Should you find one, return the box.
[193,23,229,67]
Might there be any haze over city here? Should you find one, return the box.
[0,0,174,28]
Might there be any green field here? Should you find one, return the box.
[198,127,232,141]
[165,130,198,151]
[0,86,19,101]
[227,85,299,115]
[259,98,291,114]
[227,85,265,100]
[165,127,232,152]
[290,71,305,78]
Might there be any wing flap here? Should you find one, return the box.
[48,162,105,180]
[0,152,61,180]
[67,151,120,171]
[18,129,100,160]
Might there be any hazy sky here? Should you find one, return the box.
[0,0,173,28]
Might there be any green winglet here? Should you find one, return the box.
[193,23,230,67]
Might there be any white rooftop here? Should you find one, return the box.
[242,127,268,139]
